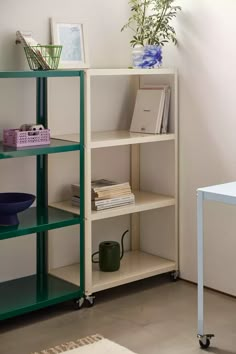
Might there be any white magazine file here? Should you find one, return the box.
[130,88,166,134]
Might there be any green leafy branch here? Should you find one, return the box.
[121,0,181,47]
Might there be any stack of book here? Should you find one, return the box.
[71,179,135,211]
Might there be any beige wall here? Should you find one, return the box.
[2,0,236,296]
[164,0,236,295]
[0,0,131,281]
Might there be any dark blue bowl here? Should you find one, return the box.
[0,193,35,226]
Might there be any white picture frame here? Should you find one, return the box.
[50,18,89,69]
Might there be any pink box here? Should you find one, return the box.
[3,129,50,148]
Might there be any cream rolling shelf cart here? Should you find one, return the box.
[50,68,178,305]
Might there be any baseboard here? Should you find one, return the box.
[180,277,236,300]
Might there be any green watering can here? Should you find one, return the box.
[92,230,129,272]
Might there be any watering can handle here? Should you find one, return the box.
[120,229,129,260]
[92,251,99,263]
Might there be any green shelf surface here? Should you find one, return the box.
[0,138,80,159]
[0,274,81,320]
[0,206,81,240]
[0,70,83,79]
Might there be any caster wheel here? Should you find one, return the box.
[170,271,179,282]
[199,338,210,349]
[73,297,84,310]
[85,295,95,307]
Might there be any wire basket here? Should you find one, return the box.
[24,45,62,71]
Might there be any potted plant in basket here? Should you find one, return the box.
[121,0,181,68]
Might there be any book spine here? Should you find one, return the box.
[72,183,131,197]
[92,183,130,192]
[72,196,135,210]
[94,193,134,205]
[161,87,171,134]
[93,190,132,199]
[93,200,135,211]
[155,89,166,134]
[94,194,135,206]
[72,190,132,200]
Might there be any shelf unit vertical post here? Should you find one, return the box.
[130,144,140,250]
[36,77,48,277]
[84,71,93,295]
[79,71,85,292]
[174,72,179,269]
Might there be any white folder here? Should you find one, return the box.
[130,88,166,134]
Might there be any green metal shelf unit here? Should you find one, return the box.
[0,70,85,320]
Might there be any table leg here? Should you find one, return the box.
[197,190,204,336]
[197,190,214,348]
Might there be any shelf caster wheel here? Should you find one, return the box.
[85,295,95,307]
[170,270,179,282]
[198,334,214,350]
[73,297,85,310]
[199,338,210,349]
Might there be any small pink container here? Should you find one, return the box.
[3,129,50,148]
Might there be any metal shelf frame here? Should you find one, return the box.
[0,70,85,320]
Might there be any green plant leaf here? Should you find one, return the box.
[121,0,181,47]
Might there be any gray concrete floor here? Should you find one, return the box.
[0,276,236,354]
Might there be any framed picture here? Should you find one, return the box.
[50,18,89,69]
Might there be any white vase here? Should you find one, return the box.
[132,45,162,69]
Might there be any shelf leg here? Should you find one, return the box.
[79,71,85,293]
[36,77,47,127]
[36,77,48,277]
[130,144,140,250]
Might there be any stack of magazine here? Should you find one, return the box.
[71,179,135,211]
[16,31,52,70]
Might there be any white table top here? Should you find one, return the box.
[198,182,236,205]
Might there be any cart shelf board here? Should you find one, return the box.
[0,274,81,320]
[50,191,175,221]
[0,206,81,240]
[54,131,175,149]
[50,250,176,293]
[0,138,81,160]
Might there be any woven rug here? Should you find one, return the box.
[31,334,137,354]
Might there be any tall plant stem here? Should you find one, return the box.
[152,1,169,43]
[141,0,148,45]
